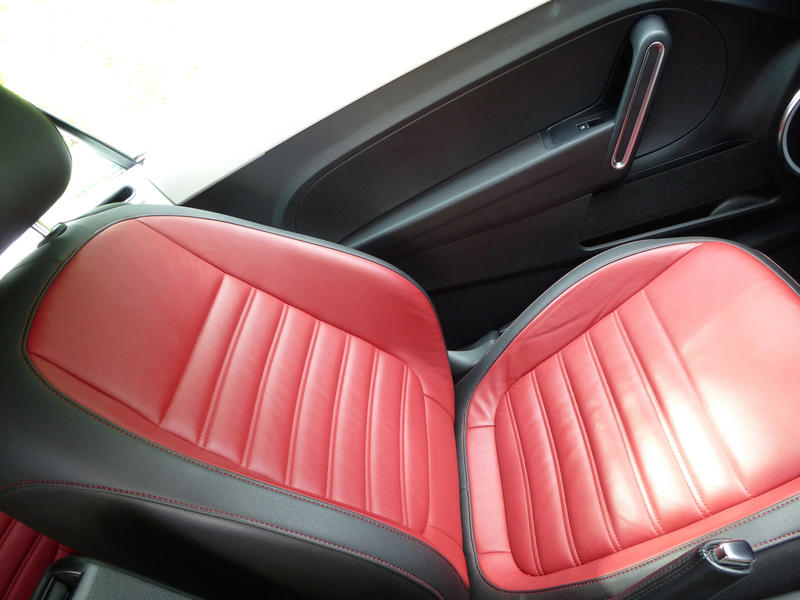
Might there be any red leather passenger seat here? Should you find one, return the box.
[459,240,800,596]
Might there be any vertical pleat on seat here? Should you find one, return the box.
[0,512,71,600]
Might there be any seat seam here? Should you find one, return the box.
[28,349,441,550]
[136,218,444,406]
[200,286,256,447]
[285,320,321,485]
[21,276,467,590]
[29,353,158,425]
[399,364,409,528]
[364,348,379,515]
[0,514,16,544]
[159,272,226,425]
[754,529,800,548]
[136,214,439,330]
[640,288,753,500]
[325,334,351,498]
[556,352,621,552]
[530,369,581,568]
[612,310,711,518]
[242,302,289,467]
[420,394,433,537]
[504,392,544,576]
[1,531,43,600]
[467,489,800,596]
[464,243,703,397]
[425,523,463,549]
[584,331,664,536]
[0,481,448,600]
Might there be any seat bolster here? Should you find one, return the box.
[0,204,467,600]
[456,237,800,599]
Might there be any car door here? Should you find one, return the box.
[186,0,800,348]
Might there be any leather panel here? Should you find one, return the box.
[0,204,468,600]
[465,241,800,591]
[25,214,465,583]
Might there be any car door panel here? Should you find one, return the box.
[187,0,800,347]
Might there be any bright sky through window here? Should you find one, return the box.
[0,0,548,202]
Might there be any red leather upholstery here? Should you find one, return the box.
[27,216,467,584]
[0,512,71,600]
[465,241,800,591]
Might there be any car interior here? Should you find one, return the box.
[2,1,800,599]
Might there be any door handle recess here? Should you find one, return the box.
[600,15,671,185]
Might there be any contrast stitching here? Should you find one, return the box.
[753,529,800,548]
[470,492,800,596]
[640,288,753,500]
[457,239,800,595]
[457,244,702,585]
[19,216,468,588]
[0,480,445,600]
[17,357,467,588]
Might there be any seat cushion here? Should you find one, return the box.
[458,239,800,598]
[0,512,71,600]
[0,205,467,600]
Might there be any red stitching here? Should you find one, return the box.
[17,214,468,591]
[0,480,445,600]
[753,529,800,548]
[472,493,800,596]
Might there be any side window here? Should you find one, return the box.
[0,126,169,278]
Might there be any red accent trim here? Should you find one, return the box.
[466,241,800,591]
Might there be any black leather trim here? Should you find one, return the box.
[455,236,800,599]
[1,483,444,600]
[0,86,71,253]
[0,204,465,600]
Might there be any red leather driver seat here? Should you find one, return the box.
[1,202,800,600]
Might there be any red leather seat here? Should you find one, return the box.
[0,208,467,599]
[1,204,800,599]
[457,239,800,597]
